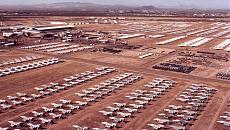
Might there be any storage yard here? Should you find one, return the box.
[0,15,230,130]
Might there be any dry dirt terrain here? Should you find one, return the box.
[0,16,230,130]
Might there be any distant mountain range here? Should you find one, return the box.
[0,2,228,11]
[0,2,158,11]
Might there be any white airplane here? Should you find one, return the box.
[31,94,42,99]
[27,123,41,130]
[39,91,50,96]
[88,87,98,91]
[182,110,197,115]
[60,99,72,104]
[32,111,44,117]
[49,113,62,119]
[130,93,143,97]
[195,95,207,99]
[117,112,131,118]
[220,121,230,126]
[217,120,226,124]
[140,97,153,101]
[185,105,192,109]
[224,111,230,115]
[145,84,155,88]
[189,86,200,90]
[101,122,117,129]
[129,104,144,109]
[182,92,190,94]
[145,94,157,98]
[0,99,6,104]
[82,90,92,94]
[180,94,192,99]
[198,92,211,96]
[99,111,113,116]
[101,89,108,91]
[94,95,102,99]
[223,122,230,126]
[125,96,138,100]
[42,107,54,112]
[135,100,148,105]
[67,104,80,110]
[0,127,9,130]
[83,97,95,102]
[147,124,164,130]
[75,101,88,106]
[63,83,72,87]
[34,87,44,91]
[20,116,33,122]
[149,91,161,95]
[11,100,23,105]
[203,87,216,91]
[186,89,197,93]
[7,96,17,100]
[75,93,87,97]
[220,116,230,120]
[51,103,63,108]
[183,115,194,121]
[96,91,108,96]
[16,92,27,97]
[169,105,183,110]
[109,117,125,123]
[49,82,59,86]
[136,90,147,94]
[73,125,88,130]
[188,102,203,107]
[39,118,52,124]
[47,88,58,93]
[172,119,180,122]
[64,78,72,82]
[92,128,107,130]
[124,108,138,113]
[21,97,33,102]
[55,86,65,90]
[154,118,170,124]
[164,109,179,114]
[8,121,21,127]
[158,88,167,92]
[113,102,126,107]
[1,104,12,109]
[107,106,120,112]
[176,98,189,102]
[177,114,185,118]
[157,85,170,89]
[58,109,72,114]
[170,125,186,130]
[158,113,166,116]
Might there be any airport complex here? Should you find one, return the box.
[0,2,230,130]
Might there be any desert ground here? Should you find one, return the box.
[0,16,230,130]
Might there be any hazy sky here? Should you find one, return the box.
[1,0,229,9]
